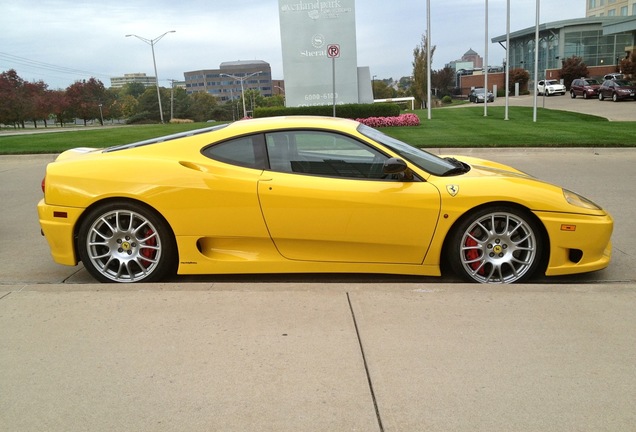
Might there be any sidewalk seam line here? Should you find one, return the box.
[347,291,384,432]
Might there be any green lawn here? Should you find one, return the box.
[0,107,634,155]
[382,106,634,148]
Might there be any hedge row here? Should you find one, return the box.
[253,103,401,119]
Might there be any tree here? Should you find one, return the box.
[559,56,589,89]
[508,68,530,93]
[48,90,72,126]
[120,82,147,99]
[412,33,436,109]
[188,92,218,122]
[0,69,24,125]
[431,67,455,98]
[135,87,170,122]
[619,52,636,78]
[66,78,108,126]
[372,79,396,99]
[24,81,51,127]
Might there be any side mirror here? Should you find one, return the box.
[383,158,408,174]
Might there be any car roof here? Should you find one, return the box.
[104,116,362,153]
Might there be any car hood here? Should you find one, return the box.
[442,155,534,179]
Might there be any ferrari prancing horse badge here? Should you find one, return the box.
[446,185,459,197]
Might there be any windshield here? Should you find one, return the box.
[585,79,599,85]
[614,80,633,87]
[546,80,559,85]
[357,124,459,176]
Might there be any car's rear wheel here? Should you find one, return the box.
[599,92,604,101]
[77,202,177,283]
[448,207,544,284]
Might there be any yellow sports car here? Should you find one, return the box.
[38,116,613,284]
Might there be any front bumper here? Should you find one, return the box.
[37,199,82,266]
[535,210,613,276]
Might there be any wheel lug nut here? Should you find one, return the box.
[127,251,133,255]
[503,244,508,249]
[487,244,493,249]
[117,239,122,244]
[499,253,504,258]
[495,239,501,244]
[489,253,495,257]
[118,248,123,253]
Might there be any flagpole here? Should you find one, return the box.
[533,0,540,122]
[505,0,510,120]
[426,0,432,120]
[484,0,489,117]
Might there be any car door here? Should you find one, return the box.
[257,130,441,264]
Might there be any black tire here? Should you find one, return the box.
[447,206,545,284]
[612,93,618,102]
[583,92,588,99]
[77,201,177,283]
[570,91,576,99]
[599,92,604,101]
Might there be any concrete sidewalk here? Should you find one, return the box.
[2,282,635,432]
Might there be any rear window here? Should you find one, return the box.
[104,124,229,153]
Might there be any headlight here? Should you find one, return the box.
[563,189,602,210]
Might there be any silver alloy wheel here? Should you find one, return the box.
[85,209,162,282]
[459,211,537,283]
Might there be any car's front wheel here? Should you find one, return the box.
[599,92,605,101]
[448,207,544,283]
[570,91,576,99]
[77,201,177,283]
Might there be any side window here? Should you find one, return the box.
[265,131,389,180]
[202,134,266,169]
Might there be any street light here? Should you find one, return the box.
[126,31,175,123]
[220,71,262,118]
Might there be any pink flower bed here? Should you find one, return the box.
[355,113,420,127]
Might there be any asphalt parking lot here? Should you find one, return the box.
[1,110,636,430]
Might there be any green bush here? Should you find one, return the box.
[442,95,453,104]
[253,103,401,119]
[126,112,159,125]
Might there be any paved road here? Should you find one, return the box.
[473,93,635,121]
[1,149,635,431]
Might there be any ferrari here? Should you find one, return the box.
[38,116,613,284]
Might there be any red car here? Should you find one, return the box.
[570,78,600,99]
[598,79,636,102]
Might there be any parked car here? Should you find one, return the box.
[537,79,566,96]
[468,88,494,103]
[570,78,601,99]
[603,73,624,81]
[38,116,613,284]
[598,79,636,101]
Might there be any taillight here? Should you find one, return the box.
[41,177,46,194]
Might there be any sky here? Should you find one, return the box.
[0,0,587,90]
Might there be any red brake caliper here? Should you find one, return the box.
[465,235,484,274]
[140,228,156,267]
